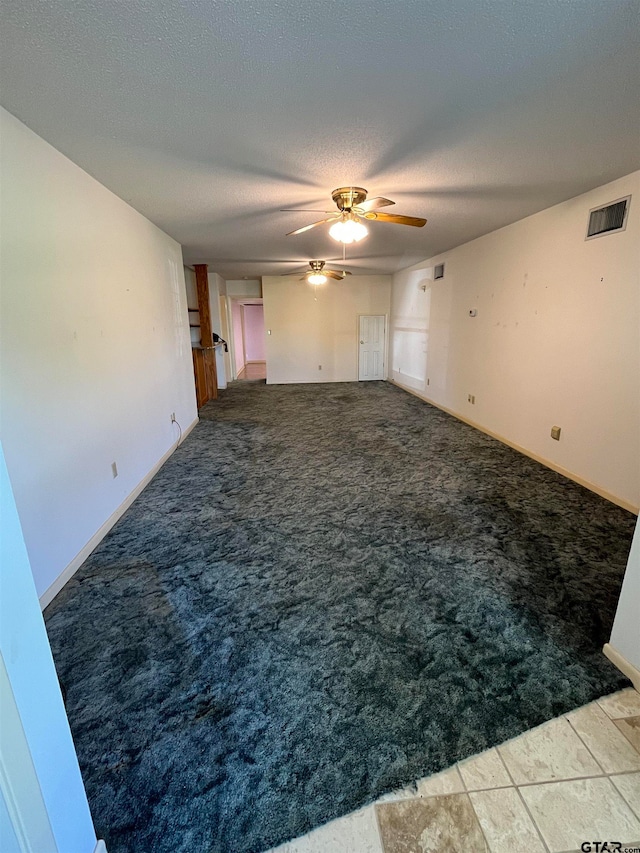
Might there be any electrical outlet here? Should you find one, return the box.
[467,394,475,404]
[111,461,118,478]
[318,364,322,370]
[551,425,561,441]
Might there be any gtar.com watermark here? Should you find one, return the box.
[580,844,640,852]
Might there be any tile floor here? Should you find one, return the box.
[267,687,640,853]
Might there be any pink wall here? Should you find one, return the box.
[243,304,266,362]
[231,301,245,374]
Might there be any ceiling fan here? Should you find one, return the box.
[283,187,427,242]
[284,260,352,284]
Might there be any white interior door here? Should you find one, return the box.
[358,315,386,380]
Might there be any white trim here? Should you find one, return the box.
[603,643,640,693]
[390,379,639,514]
[39,417,199,610]
[241,303,248,366]
[94,841,108,853]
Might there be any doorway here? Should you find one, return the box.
[229,298,266,381]
[358,315,386,380]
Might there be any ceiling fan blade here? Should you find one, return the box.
[286,218,335,236]
[357,196,395,212]
[323,270,345,281]
[363,211,427,227]
[281,209,336,213]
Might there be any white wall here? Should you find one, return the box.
[208,272,228,389]
[0,108,198,601]
[217,281,233,383]
[263,275,391,384]
[226,279,262,299]
[243,304,266,362]
[0,443,98,853]
[390,172,640,510]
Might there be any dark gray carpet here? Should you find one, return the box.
[45,381,634,853]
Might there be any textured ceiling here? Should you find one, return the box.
[1,0,639,278]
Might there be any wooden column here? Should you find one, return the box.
[191,264,218,407]
[194,263,213,347]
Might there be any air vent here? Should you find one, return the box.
[586,196,630,240]
[434,263,445,279]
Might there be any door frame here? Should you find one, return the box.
[241,302,266,365]
[357,313,388,381]
[227,297,264,379]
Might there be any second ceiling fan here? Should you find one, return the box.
[284,260,352,284]
[283,187,427,243]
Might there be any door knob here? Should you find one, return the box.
[360,340,364,344]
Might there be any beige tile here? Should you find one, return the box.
[375,794,487,853]
[567,702,640,772]
[598,688,640,719]
[270,805,383,853]
[415,766,465,799]
[458,748,512,791]
[611,772,640,820]
[520,777,640,853]
[469,787,546,853]
[615,716,640,753]
[375,767,464,804]
[498,717,601,784]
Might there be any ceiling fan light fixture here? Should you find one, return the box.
[329,213,368,244]
[307,272,328,285]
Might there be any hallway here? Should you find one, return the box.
[236,361,266,381]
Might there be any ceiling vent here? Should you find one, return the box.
[586,196,631,240]
[434,263,445,279]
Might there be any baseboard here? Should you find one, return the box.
[39,417,199,610]
[603,643,640,693]
[390,379,639,515]
[266,378,357,385]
